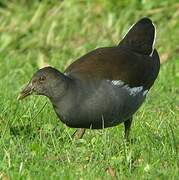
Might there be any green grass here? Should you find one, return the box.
[0,0,179,179]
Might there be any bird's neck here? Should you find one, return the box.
[47,75,77,122]
[47,73,73,103]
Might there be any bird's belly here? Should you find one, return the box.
[57,83,147,129]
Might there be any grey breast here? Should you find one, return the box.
[55,79,147,129]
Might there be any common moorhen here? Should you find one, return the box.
[18,17,160,140]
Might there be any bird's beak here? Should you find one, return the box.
[17,82,34,100]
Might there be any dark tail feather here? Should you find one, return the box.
[148,49,160,88]
[119,17,155,56]
[145,49,160,89]
[152,49,160,75]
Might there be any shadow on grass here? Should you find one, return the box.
[10,124,35,137]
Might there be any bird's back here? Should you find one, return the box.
[65,18,160,90]
[65,47,159,90]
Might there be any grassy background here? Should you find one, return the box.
[0,0,179,179]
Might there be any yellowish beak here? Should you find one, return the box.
[17,83,33,100]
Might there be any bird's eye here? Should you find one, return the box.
[39,76,46,82]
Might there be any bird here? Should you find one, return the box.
[18,17,160,141]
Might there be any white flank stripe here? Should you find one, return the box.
[123,85,143,96]
[109,80,145,96]
[143,90,149,96]
[111,80,124,86]
[128,86,143,96]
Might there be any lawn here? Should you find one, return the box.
[0,0,179,179]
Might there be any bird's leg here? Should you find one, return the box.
[124,117,133,141]
[72,128,86,140]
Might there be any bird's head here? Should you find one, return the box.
[18,66,68,100]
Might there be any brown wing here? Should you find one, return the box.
[64,47,160,89]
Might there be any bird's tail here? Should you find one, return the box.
[151,49,160,76]
[118,17,155,56]
[146,48,160,89]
